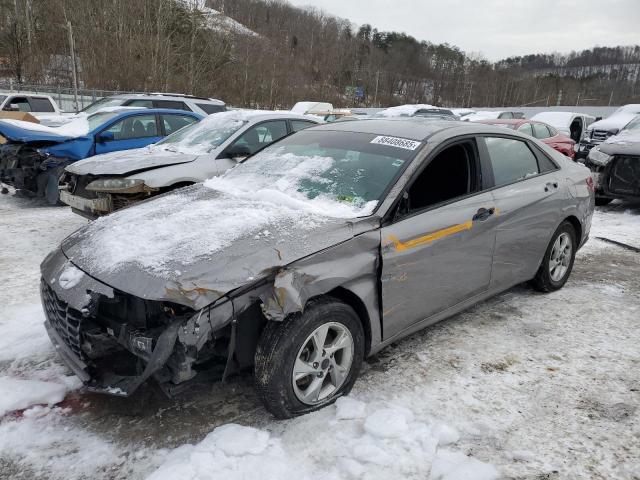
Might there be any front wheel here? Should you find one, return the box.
[530,221,577,292]
[254,297,365,419]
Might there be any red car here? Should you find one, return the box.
[476,119,576,159]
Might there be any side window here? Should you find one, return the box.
[232,120,288,155]
[162,114,198,135]
[29,98,55,112]
[126,99,153,108]
[402,140,478,214]
[532,124,551,139]
[103,114,158,140]
[196,103,225,114]
[484,137,539,187]
[290,120,316,132]
[517,123,533,136]
[4,97,30,111]
[154,100,190,111]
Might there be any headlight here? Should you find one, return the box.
[86,178,149,193]
[587,147,612,166]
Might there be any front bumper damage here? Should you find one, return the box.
[0,143,67,195]
[40,248,244,397]
[59,172,156,219]
[584,155,640,200]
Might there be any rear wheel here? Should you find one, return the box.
[530,221,577,292]
[254,297,364,419]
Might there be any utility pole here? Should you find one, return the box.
[608,90,614,106]
[556,89,562,106]
[575,92,580,106]
[67,21,79,112]
[373,70,380,107]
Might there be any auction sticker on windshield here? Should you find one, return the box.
[371,136,421,150]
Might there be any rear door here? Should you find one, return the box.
[480,135,564,290]
[380,137,497,340]
[94,113,163,155]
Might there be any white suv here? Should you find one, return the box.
[81,93,226,116]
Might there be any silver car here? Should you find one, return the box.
[40,119,595,418]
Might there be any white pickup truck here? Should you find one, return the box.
[0,93,64,123]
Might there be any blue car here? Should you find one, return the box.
[0,108,203,203]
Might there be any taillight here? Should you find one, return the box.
[586,176,595,192]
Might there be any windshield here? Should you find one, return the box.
[621,116,640,133]
[86,112,120,131]
[205,130,420,217]
[155,113,247,154]
[81,97,125,114]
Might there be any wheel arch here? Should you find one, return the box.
[325,286,372,356]
[563,214,582,245]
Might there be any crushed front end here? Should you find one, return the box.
[59,171,158,219]
[0,142,52,194]
[40,248,240,397]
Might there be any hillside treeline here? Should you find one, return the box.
[2,0,639,108]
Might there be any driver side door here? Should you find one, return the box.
[380,137,497,340]
[94,113,162,155]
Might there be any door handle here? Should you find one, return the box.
[544,181,559,192]
[473,207,495,221]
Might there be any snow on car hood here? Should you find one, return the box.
[61,183,377,309]
[0,117,90,142]
[599,130,640,155]
[65,146,200,176]
[589,112,638,132]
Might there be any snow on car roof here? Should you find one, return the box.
[531,112,584,127]
[376,104,443,117]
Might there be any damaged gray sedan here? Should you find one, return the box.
[41,119,594,418]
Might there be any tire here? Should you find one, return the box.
[530,221,577,293]
[595,197,613,206]
[255,297,365,419]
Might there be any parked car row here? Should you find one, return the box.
[33,111,594,418]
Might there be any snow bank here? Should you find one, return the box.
[146,399,498,480]
[0,407,128,477]
[0,377,68,416]
[588,208,640,250]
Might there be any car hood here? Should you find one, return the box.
[60,184,378,309]
[599,132,640,156]
[66,146,200,176]
[0,119,74,143]
[589,113,637,132]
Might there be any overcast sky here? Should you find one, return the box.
[286,0,640,61]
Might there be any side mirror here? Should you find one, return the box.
[97,131,115,143]
[226,144,252,161]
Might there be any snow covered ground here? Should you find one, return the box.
[0,193,638,479]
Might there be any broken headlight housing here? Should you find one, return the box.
[86,178,148,193]
[586,147,613,167]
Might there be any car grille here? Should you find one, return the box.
[41,279,86,360]
[608,155,640,196]
[591,130,611,142]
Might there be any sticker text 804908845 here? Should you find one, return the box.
[370,136,421,151]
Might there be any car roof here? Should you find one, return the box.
[109,93,225,105]
[91,108,203,119]
[238,111,320,123]
[309,118,515,141]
